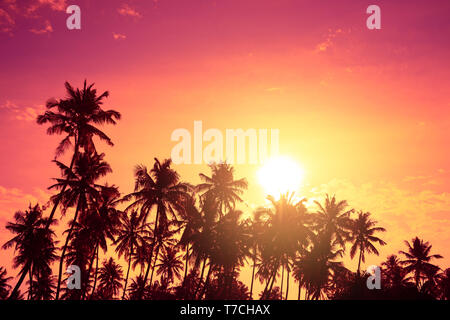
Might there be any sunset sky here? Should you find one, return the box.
[0,0,449,297]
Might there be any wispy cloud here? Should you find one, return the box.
[117,4,142,18]
[315,28,344,53]
[113,32,126,40]
[0,100,44,121]
[0,8,14,34]
[26,0,67,14]
[30,19,52,34]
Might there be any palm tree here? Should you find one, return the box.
[177,194,202,286]
[257,193,311,299]
[438,268,450,300]
[27,270,56,300]
[2,204,57,300]
[4,81,122,300]
[314,194,353,249]
[293,233,345,300]
[197,163,248,216]
[0,267,12,300]
[114,210,149,299]
[349,211,386,275]
[128,275,150,300]
[122,158,190,287]
[97,258,123,299]
[156,247,184,285]
[84,186,122,299]
[381,254,411,288]
[399,237,443,289]
[49,151,112,299]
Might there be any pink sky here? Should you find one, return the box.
[0,0,449,297]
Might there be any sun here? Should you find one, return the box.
[257,156,305,198]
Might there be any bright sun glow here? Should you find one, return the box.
[257,156,305,198]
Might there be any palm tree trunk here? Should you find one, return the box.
[249,250,256,299]
[143,208,160,286]
[357,249,363,276]
[198,263,213,300]
[297,280,302,300]
[149,244,160,287]
[55,198,82,300]
[28,266,33,300]
[122,244,133,300]
[8,262,30,300]
[82,244,97,300]
[183,244,190,286]
[90,246,99,299]
[194,258,207,299]
[280,266,284,300]
[8,142,80,299]
[285,269,290,300]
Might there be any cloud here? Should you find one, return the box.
[113,32,126,40]
[315,28,344,53]
[29,19,52,34]
[0,8,14,34]
[0,100,45,121]
[0,186,53,227]
[117,4,142,18]
[26,0,67,14]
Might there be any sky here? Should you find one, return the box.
[0,0,449,298]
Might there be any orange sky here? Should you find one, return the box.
[0,0,449,298]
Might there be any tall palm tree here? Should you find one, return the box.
[0,267,12,300]
[122,158,190,287]
[197,163,248,216]
[5,80,121,300]
[97,258,123,299]
[257,193,311,299]
[2,204,57,300]
[177,194,202,289]
[349,211,386,275]
[381,254,411,288]
[49,151,112,299]
[314,194,353,249]
[293,233,345,300]
[156,247,184,285]
[399,237,443,289]
[114,211,149,299]
[84,185,122,299]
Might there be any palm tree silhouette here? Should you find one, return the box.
[257,193,311,299]
[314,194,353,249]
[97,257,123,299]
[49,152,112,299]
[2,204,57,300]
[122,158,190,287]
[438,268,450,300]
[114,210,149,299]
[381,254,411,288]
[349,211,386,275]
[177,194,202,292]
[197,163,248,217]
[156,247,184,285]
[399,237,443,289]
[6,81,121,299]
[82,185,122,299]
[294,233,345,300]
[0,267,12,300]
